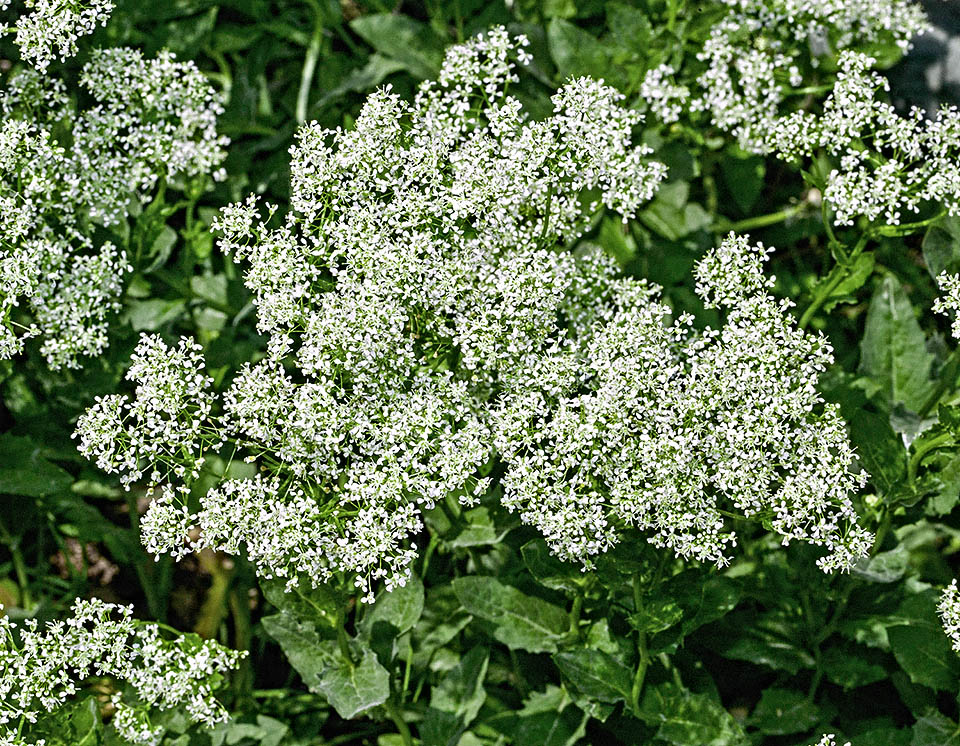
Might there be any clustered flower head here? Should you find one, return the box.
[1,0,115,71]
[77,26,872,600]
[0,48,228,368]
[938,580,960,653]
[493,233,871,572]
[0,598,244,746]
[809,736,852,746]
[640,0,928,153]
[767,51,960,226]
[79,26,666,602]
[933,273,960,340]
[74,334,217,490]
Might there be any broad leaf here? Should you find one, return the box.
[638,682,747,746]
[748,688,820,735]
[314,647,391,719]
[420,647,489,746]
[0,434,72,497]
[886,590,960,691]
[553,648,632,703]
[349,15,444,79]
[360,573,424,638]
[452,577,569,653]
[859,274,934,412]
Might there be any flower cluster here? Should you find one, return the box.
[74,334,218,489]
[80,27,666,601]
[0,598,244,746]
[639,0,928,153]
[933,273,960,340]
[767,51,960,225]
[1,0,115,70]
[494,234,871,571]
[939,580,960,654]
[0,48,228,368]
[809,736,852,746]
[78,27,872,600]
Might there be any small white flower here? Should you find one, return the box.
[7,0,115,71]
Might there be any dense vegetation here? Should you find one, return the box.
[3,1,960,745]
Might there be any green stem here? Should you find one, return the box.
[629,573,650,716]
[799,233,871,329]
[714,202,807,234]
[336,605,353,663]
[0,519,31,609]
[383,699,414,746]
[918,345,960,418]
[908,431,954,483]
[871,209,947,237]
[568,593,583,638]
[296,20,324,124]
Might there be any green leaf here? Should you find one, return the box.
[821,250,876,313]
[821,641,889,690]
[261,611,333,688]
[747,688,820,735]
[522,539,591,593]
[639,181,711,241]
[720,154,765,214]
[487,686,588,746]
[638,682,747,746]
[125,298,187,331]
[604,3,653,54]
[260,578,340,633]
[911,709,960,746]
[860,274,935,412]
[314,646,391,719]
[0,433,72,497]
[452,577,569,653]
[349,15,444,79]
[886,590,960,691]
[360,573,424,638]
[547,18,612,83]
[420,647,489,746]
[852,544,910,583]
[706,610,814,674]
[923,216,960,279]
[553,648,632,703]
[314,54,407,111]
[448,506,513,547]
[822,374,907,496]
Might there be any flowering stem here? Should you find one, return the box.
[335,605,353,663]
[296,16,324,124]
[384,698,414,746]
[714,201,807,234]
[629,573,650,716]
[798,232,871,329]
[908,431,954,484]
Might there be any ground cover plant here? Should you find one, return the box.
[4,0,960,744]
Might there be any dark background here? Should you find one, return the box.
[891,0,960,108]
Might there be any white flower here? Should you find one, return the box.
[73,334,218,489]
[809,735,852,746]
[494,234,871,572]
[640,64,689,125]
[939,579,960,653]
[934,272,960,340]
[0,51,228,368]
[766,51,960,226]
[0,598,244,745]
[6,0,115,71]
